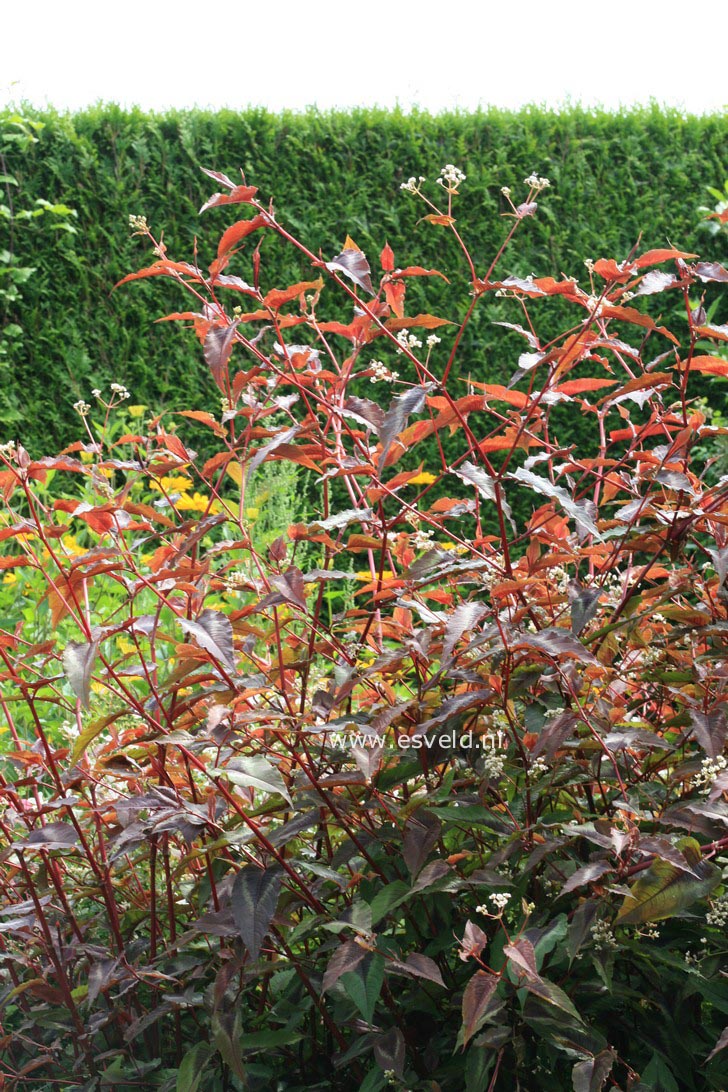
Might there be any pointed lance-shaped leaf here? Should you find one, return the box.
[62,638,100,709]
[403,810,441,878]
[322,939,367,992]
[231,865,283,961]
[462,970,499,1046]
[326,247,374,296]
[616,838,720,924]
[203,321,239,393]
[378,386,429,473]
[178,609,236,675]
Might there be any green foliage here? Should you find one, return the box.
[1,158,728,1091]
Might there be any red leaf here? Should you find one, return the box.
[384,280,406,318]
[385,314,454,332]
[263,278,323,311]
[200,184,258,214]
[593,258,634,283]
[600,304,680,345]
[597,372,673,406]
[381,242,395,272]
[115,260,203,289]
[634,248,698,268]
[393,266,449,282]
[423,214,455,226]
[554,377,618,396]
[217,215,268,259]
[688,355,728,376]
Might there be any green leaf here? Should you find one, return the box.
[176,1043,215,1092]
[369,880,410,926]
[642,1052,680,1092]
[341,953,385,1024]
[616,841,720,924]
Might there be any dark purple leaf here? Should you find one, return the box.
[374,1028,406,1078]
[403,810,441,878]
[342,396,385,433]
[561,860,612,895]
[569,586,601,636]
[179,609,236,675]
[443,602,489,662]
[378,386,428,473]
[231,865,283,961]
[326,248,374,295]
[388,952,445,987]
[62,638,99,709]
[572,1049,616,1092]
[247,425,300,482]
[690,709,727,760]
[322,939,367,992]
[269,568,307,610]
[462,970,499,1045]
[707,1026,728,1063]
[694,261,728,283]
[203,322,239,392]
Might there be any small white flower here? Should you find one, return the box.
[489,892,511,913]
[410,527,435,550]
[400,175,425,194]
[91,388,102,398]
[394,329,422,355]
[695,754,728,792]
[369,360,399,383]
[425,333,441,349]
[523,174,551,191]
[0,440,17,459]
[128,214,148,233]
[73,400,91,417]
[591,919,618,951]
[707,894,728,928]
[437,164,466,191]
[501,186,511,197]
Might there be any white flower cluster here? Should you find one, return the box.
[549,566,572,595]
[410,527,435,551]
[437,164,466,190]
[400,175,425,194]
[0,440,17,459]
[524,174,551,191]
[489,892,511,913]
[501,186,511,197]
[482,750,506,780]
[706,894,728,928]
[110,383,130,400]
[529,757,549,778]
[694,754,728,792]
[425,333,441,349]
[369,360,399,383]
[395,329,422,355]
[591,919,618,951]
[73,400,91,417]
[128,214,148,233]
[481,552,505,591]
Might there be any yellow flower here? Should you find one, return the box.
[127,404,147,418]
[61,534,88,557]
[246,507,259,520]
[354,570,395,581]
[149,475,193,494]
[116,636,137,655]
[409,471,437,485]
[175,491,222,514]
[2,573,17,585]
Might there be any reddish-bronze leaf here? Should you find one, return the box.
[217,215,268,259]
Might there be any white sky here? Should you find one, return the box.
[2,0,727,116]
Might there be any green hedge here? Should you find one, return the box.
[2,103,727,454]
